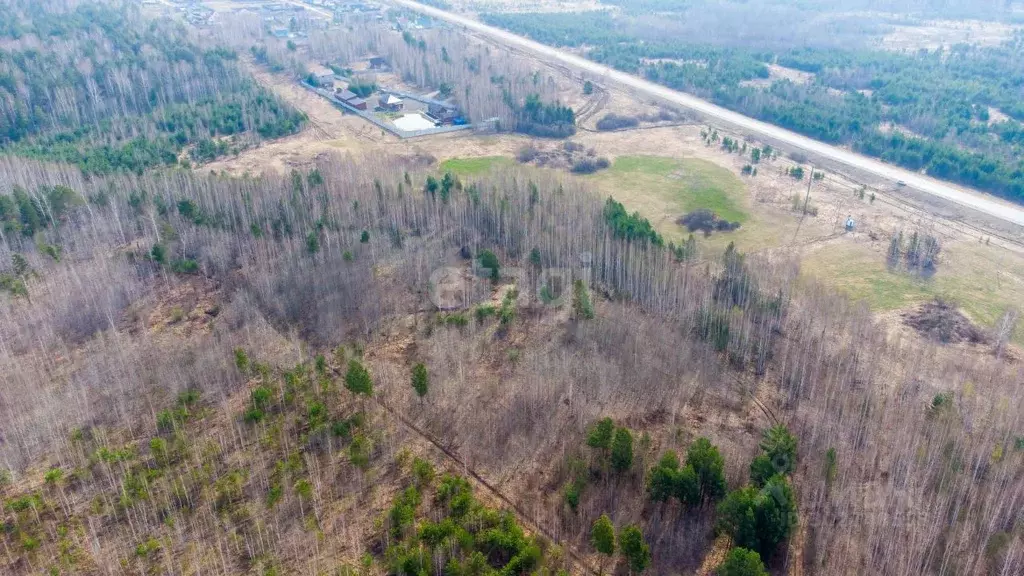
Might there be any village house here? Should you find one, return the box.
[379,94,404,112]
[308,64,336,88]
[336,88,359,102]
[427,103,457,124]
[332,88,367,110]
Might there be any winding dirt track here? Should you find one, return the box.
[391,0,1024,228]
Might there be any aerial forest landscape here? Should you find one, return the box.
[1,0,1024,575]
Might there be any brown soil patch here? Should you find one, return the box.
[432,266,492,310]
[902,299,989,345]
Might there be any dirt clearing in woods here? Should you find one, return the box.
[740,64,815,89]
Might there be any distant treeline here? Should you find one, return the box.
[482,10,1024,203]
[0,1,305,173]
[590,0,1019,20]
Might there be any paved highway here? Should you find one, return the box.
[392,0,1024,228]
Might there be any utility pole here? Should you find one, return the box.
[791,163,814,244]
[801,165,814,214]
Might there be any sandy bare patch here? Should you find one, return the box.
[878,121,926,140]
[740,63,815,89]
[988,106,1011,126]
[880,19,1018,52]
[768,64,814,84]
[641,57,708,67]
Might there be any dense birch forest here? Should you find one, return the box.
[0,1,1022,575]
[0,144,1021,574]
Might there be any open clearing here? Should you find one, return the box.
[740,64,815,89]
[436,151,822,253]
[593,156,747,223]
[580,155,753,247]
[802,239,1024,344]
[582,155,813,253]
[438,154,753,244]
[438,154,749,228]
